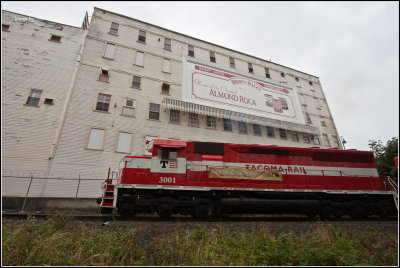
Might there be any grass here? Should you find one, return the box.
[2,215,398,266]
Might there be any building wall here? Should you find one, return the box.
[1,10,85,196]
[2,8,342,199]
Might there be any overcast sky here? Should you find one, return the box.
[2,1,399,151]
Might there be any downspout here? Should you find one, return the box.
[41,25,89,195]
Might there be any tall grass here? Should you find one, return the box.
[2,215,398,266]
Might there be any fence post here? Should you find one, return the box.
[72,174,81,214]
[21,172,33,213]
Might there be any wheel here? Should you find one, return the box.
[193,203,210,218]
[156,197,175,218]
[118,202,136,217]
[350,202,364,219]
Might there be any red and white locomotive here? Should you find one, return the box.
[98,139,397,218]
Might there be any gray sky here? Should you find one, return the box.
[2,1,399,151]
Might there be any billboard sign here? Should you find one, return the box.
[182,58,305,124]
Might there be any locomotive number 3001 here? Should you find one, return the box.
[159,177,176,184]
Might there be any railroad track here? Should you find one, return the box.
[2,212,398,222]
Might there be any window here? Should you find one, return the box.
[96,93,111,112]
[321,117,326,127]
[210,51,216,63]
[104,43,115,59]
[188,45,194,57]
[99,68,109,82]
[161,83,170,95]
[132,76,141,89]
[122,98,136,117]
[87,128,105,150]
[253,124,261,136]
[265,68,270,78]
[229,57,235,68]
[309,81,313,86]
[248,63,253,73]
[290,131,299,142]
[149,103,160,120]
[116,132,133,153]
[322,134,331,147]
[135,51,144,66]
[109,22,119,35]
[279,128,287,139]
[49,34,61,42]
[206,116,216,129]
[295,77,299,82]
[223,119,232,131]
[313,135,320,145]
[26,89,42,106]
[160,148,177,160]
[163,58,171,73]
[306,113,312,124]
[281,72,285,78]
[2,24,11,31]
[266,126,275,137]
[332,135,339,148]
[238,121,247,134]
[189,113,199,126]
[164,38,171,50]
[170,109,180,124]
[138,30,146,42]
[44,98,54,105]
[303,134,311,144]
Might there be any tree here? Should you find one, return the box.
[368,137,398,178]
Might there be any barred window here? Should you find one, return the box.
[266,126,274,137]
[303,134,311,144]
[161,83,170,95]
[323,134,331,147]
[265,68,270,78]
[170,109,180,123]
[188,45,194,57]
[132,76,141,89]
[279,128,287,139]
[109,22,119,35]
[99,68,109,82]
[290,131,299,142]
[248,63,253,73]
[26,89,42,106]
[164,38,171,50]
[210,51,216,63]
[306,113,312,124]
[206,116,216,129]
[253,124,261,136]
[238,121,247,134]
[138,30,146,42]
[189,113,199,126]
[313,135,320,145]
[149,103,160,120]
[223,119,232,131]
[229,57,235,68]
[96,93,111,112]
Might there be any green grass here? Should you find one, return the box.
[2,215,398,266]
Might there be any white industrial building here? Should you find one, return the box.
[2,8,342,203]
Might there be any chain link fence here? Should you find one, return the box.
[2,169,107,214]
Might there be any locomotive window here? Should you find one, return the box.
[169,151,177,160]
[160,148,177,160]
[194,142,224,155]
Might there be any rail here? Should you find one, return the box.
[387,177,398,211]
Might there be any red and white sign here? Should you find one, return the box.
[182,59,304,124]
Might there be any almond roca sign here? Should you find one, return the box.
[182,58,305,124]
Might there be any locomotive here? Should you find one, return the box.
[98,139,398,219]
